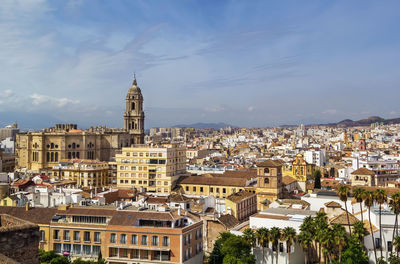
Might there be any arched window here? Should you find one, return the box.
[55,152,58,162]
[50,143,54,149]
[50,152,54,162]
[264,178,269,184]
[131,102,135,110]
[46,152,50,162]
[264,168,270,174]
[72,143,76,149]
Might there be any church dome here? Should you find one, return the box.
[127,76,142,95]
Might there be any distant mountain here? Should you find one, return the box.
[320,116,400,127]
[172,122,237,129]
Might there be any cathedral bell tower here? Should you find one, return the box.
[124,75,145,144]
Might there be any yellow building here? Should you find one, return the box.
[51,159,109,188]
[225,190,257,222]
[255,160,284,211]
[116,144,186,193]
[0,196,14,206]
[16,77,145,172]
[283,154,315,191]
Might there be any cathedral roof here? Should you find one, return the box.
[127,76,142,95]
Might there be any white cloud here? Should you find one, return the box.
[30,93,79,107]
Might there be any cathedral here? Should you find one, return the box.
[16,76,145,172]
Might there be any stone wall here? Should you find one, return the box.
[0,214,40,264]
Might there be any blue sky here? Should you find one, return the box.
[0,0,400,129]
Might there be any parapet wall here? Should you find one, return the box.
[0,214,40,264]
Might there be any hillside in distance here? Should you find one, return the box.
[173,122,237,129]
[322,116,400,127]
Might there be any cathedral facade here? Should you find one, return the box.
[16,77,145,172]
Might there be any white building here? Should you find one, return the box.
[304,149,326,167]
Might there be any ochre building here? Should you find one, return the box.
[16,77,145,172]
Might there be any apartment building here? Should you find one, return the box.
[106,210,203,264]
[116,144,186,193]
[51,159,109,187]
[0,205,203,264]
[225,190,257,222]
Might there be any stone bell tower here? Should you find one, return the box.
[124,75,145,144]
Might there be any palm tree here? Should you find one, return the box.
[282,227,296,264]
[243,228,256,250]
[352,220,367,244]
[332,223,347,263]
[314,212,328,263]
[337,185,352,236]
[299,216,316,263]
[269,227,281,264]
[375,188,387,259]
[353,187,365,222]
[390,192,400,252]
[298,230,313,264]
[393,235,400,257]
[364,190,378,263]
[255,228,269,264]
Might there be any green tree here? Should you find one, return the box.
[281,227,296,264]
[211,232,255,264]
[313,170,321,189]
[299,216,316,263]
[390,192,400,252]
[255,228,269,264]
[269,227,281,264]
[314,212,329,263]
[332,223,348,263]
[337,185,352,236]
[352,221,367,244]
[243,228,256,249]
[364,190,378,263]
[353,187,366,222]
[394,236,400,257]
[341,237,369,264]
[375,189,387,259]
[298,229,313,264]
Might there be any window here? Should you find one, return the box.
[222,188,226,194]
[193,187,196,192]
[84,231,90,242]
[279,242,284,252]
[94,232,100,243]
[64,243,71,253]
[163,236,170,246]
[200,187,204,192]
[264,168,270,174]
[83,245,91,256]
[121,249,128,258]
[72,244,81,255]
[109,248,118,257]
[74,231,80,242]
[264,178,269,184]
[120,234,127,244]
[131,234,138,245]
[388,241,393,252]
[54,243,62,253]
[141,235,148,245]
[376,238,381,249]
[186,186,189,191]
[152,236,159,246]
[210,187,214,193]
[110,233,116,243]
[64,230,70,241]
[40,230,45,242]
[132,249,139,258]
[54,230,60,240]
[92,245,100,256]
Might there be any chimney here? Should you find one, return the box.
[178,207,181,216]
[25,202,29,211]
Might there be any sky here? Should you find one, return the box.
[0,0,400,129]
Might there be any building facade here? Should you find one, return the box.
[256,160,284,211]
[16,77,145,172]
[116,144,186,193]
[51,160,109,188]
